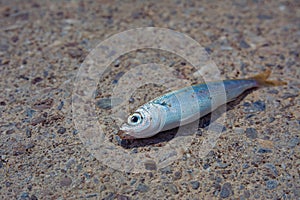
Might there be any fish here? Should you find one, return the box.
[117,69,286,139]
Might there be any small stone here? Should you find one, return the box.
[220,182,233,198]
[26,109,36,118]
[288,137,299,148]
[86,193,97,198]
[130,179,137,186]
[244,190,250,198]
[257,14,272,20]
[57,127,66,134]
[30,195,38,200]
[245,128,258,139]
[57,101,64,110]
[6,129,15,134]
[31,77,43,84]
[96,98,114,109]
[240,40,250,49]
[144,160,157,171]
[242,163,250,169]
[265,179,278,190]
[25,143,35,150]
[136,183,149,193]
[72,129,79,135]
[20,192,29,199]
[168,183,179,194]
[33,98,53,110]
[11,35,19,42]
[66,158,76,169]
[203,163,210,170]
[0,101,6,106]
[99,185,106,192]
[264,163,278,176]
[114,59,120,67]
[257,148,272,153]
[281,93,298,99]
[216,162,228,169]
[173,171,182,180]
[117,194,130,200]
[160,166,172,174]
[129,97,135,103]
[234,128,244,134]
[130,148,138,154]
[190,181,200,190]
[268,89,279,94]
[268,117,275,123]
[68,48,83,58]
[60,176,72,187]
[252,100,265,111]
[103,193,116,200]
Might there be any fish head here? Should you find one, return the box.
[118,102,166,139]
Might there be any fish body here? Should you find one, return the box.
[118,70,286,139]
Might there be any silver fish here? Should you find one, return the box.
[118,70,286,139]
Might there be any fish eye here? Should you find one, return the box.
[128,113,142,125]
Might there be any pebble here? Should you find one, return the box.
[268,117,275,123]
[60,176,72,187]
[234,128,244,134]
[252,100,266,111]
[265,179,278,190]
[242,163,250,169]
[160,166,172,174]
[190,181,200,190]
[257,148,272,153]
[167,183,179,194]
[203,163,210,170]
[136,183,149,193]
[281,93,298,99]
[144,160,157,171]
[68,48,83,59]
[20,192,29,199]
[6,129,15,135]
[57,101,64,110]
[264,163,278,176]
[130,179,137,186]
[103,193,116,200]
[117,194,130,200]
[31,77,43,84]
[96,98,112,109]
[72,129,79,135]
[30,195,38,200]
[288,137,299,148]
[245,128,258,139]
[243,100,265,113]
[240,40,250,49]
[66,158,76,169]
[57,127,66,134]
[216,162,228,169]
[268,89,279,94]
[129,97,135,103]
[26,109,36,118]
[25,128,32,138]
[220,182,233,198]
[173,171,182,180]
[114,59,120,67]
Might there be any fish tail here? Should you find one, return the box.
[248,69,287,87]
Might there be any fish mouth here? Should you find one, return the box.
[117,130,136,140]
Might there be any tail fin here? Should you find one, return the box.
[249,69,287,87]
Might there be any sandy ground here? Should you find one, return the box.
[0,0,299,199]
